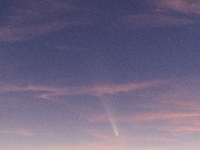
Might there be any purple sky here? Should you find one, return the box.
[0,0,200,150]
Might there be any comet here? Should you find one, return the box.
[101,96,119,136]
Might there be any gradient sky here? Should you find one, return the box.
[0,0,200,150]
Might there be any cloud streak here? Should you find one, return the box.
[87,129,174,143]
[160,125,200,132]
[117,13,193,28]
[0,0,98,42]
[0,80,165,99]
[0,129,35,137]
[88,111,200,123]
[154,0,200,14]
[115,0,200,29]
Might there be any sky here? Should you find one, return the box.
[0,0,200,150]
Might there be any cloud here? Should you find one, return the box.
[54,142,162,150]
[154,0,200,14]
[8,143,134,150]
[64,143,128,150]
[160,125,200,132]
[37,142,128,150]
[0,129,35,137]
[88,111,200,123]
[115,0,200,29]
[87,129,174,143]
[0,79,165,99]
[116,13,193,29]
[0,0,97,42]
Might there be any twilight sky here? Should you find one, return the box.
[0,0,200,150]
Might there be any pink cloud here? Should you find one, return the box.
[154,0,200,14]
[87,129,174,142]
[0,0,97,42]
[0,79,165,99]
[88,111,200,123]
[44,143,130,150]
[0,129,35,137]
[114,0,200,29]
[160,125,200,132]
[116,13,192,29]
[127,112,200,122]
[57,142,162,150]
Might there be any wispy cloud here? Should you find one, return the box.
[160,125,200,132]
[60,142,162,150]
[116,12,193,29]
[115,0,200,29]
[0,0,97,42]
[38,143,128,150]
[65,143,127,150]
[87,129,174,142]
[154,0,200,14]
[88,111,200,123]
[0,129,35,137]
[0,80,165,99]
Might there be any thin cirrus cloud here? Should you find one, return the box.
[154,0,200,14]
[65,143,128,150]
[115,0,200,29]
[116,13,193,29]
[0,79,165,99]
[87,111,200,124]
[62,142,161,150]
[155,92,200,112]
[34,144,127,150]
[160,125,200,132]
[116,13,190,29]
[0,129,35,137]
[87,129,174,143]
[0,0,97,42]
